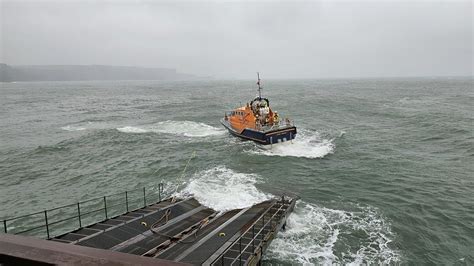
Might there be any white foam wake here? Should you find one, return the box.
[117,120,224,137]
[177,166,271,212]
[266,202,400,264]
[248,129,335,158]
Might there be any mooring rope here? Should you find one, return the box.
[148,151,196,234]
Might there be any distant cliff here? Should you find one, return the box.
[0,64,198,82]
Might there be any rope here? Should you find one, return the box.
[174,151,196,195]
[148,151,196,235]
[150,209,171,230]
[147,214,215,246]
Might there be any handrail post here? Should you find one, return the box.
[125,191,129,212]
[271,212,274,230]
[239,237,242,265]
[103,196,108,219]
[252,225,255,253]
[3,220,7,234]
[44,210,50,239]
[77,203,82,228]
[143,187,146,207]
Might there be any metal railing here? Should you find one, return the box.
[1,183,165,239]
[223,113,294,130]
[212,199,287,265]
[258,119,294,132]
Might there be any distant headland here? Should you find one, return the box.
[0,64,199,82]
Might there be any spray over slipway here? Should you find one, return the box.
[176,166,399,264]
[1,79,473,264]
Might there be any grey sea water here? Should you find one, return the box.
[0,78,472,264]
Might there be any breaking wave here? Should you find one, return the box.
[177,166,271,212]
[177,165,398,264]
[266,201,400,265]
[117,120,224,137]
[248,129,335,158]
[116,126,148,133]
[61,121,113,131]
[60,125,87,131]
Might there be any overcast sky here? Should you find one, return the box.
[1,0,472,79]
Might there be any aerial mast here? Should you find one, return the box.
[256,72,262,99]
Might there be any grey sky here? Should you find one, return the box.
[1,0,472,79]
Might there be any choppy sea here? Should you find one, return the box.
[0,78,472,264]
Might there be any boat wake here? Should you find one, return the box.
[266,201,400,265]
[177,166,270,212]
[117,120,224,137]
[248,129,335,158]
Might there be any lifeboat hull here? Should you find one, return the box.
[221,119,296,145]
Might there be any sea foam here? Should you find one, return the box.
[61,125,87,131]
[266,201,400,264]
[117,120,224,137]
[248,129,335,158]
[177,166,271,212]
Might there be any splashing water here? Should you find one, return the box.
[117,120,224,137]
[266,202,400,265]
[177,166,271,212]
[248,129,335,158]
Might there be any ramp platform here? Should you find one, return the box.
[1,184,297,265]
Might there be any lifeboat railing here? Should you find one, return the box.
[1,183,165,239]
[257,119,295,132]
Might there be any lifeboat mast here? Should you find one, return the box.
[256,72,262,99]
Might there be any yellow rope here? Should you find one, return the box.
[173,151,196,195]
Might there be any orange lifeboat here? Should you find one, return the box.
[221,73,297,145]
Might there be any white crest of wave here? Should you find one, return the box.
[116,126,148,133]
[266,202,399,265]
[249,130,335,159]
[61,121,113,131]
[117,120,224,137]
[178,166,271,212]
[61,125,87,131]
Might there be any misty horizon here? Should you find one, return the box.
[1,1,472,79]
